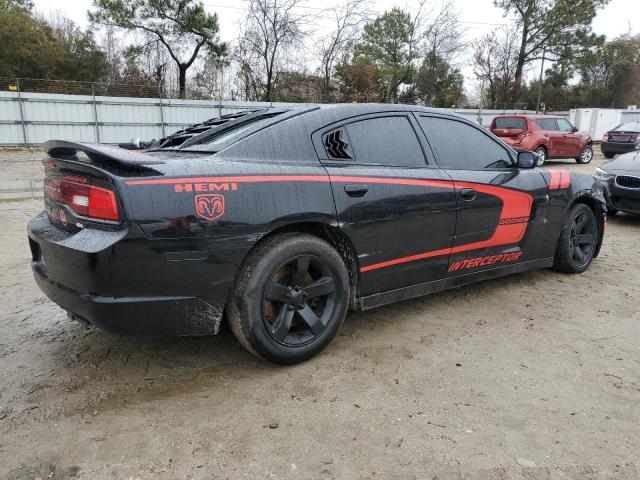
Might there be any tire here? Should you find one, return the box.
[227,233,350,364]
[576,145,593,164]
[534,146,547,167]
[603,152,615,159]
[607,207,618,216]
[552,203,598,274]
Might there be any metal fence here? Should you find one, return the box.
[0,77,571,146]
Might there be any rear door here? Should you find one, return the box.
[532,118,562,156]
[415,114,550,276]
[314,113,457,297]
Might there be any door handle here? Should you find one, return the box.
[344,184,368,197]
[459,188,477,201]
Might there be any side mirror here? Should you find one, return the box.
[572,126,579,133]
[517,150,537,169]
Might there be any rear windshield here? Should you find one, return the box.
[185,114,282,151]
[493,117,527,130]
[613,122,640,132]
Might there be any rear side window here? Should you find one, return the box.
[493,117,527,130]
[344,116,426,167]
[532,118,558,131]
[418,116,512,170]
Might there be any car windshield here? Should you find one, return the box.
[614,122,640,132]
[494,117,526,130]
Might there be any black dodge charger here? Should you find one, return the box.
[28,105,606,364]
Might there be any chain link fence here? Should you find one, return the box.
[1,77,172,99]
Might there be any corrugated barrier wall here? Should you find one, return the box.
[0,90,571,147]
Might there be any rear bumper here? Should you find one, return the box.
[498,137,526,148]
[601,141,638,155]
[31,267,216,335]
[28,212,225,335]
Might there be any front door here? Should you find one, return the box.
[415,114,549,276]
[556,118,581,157]
[315,113,458,297]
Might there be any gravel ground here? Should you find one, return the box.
[0,148,43,183]
[0,152,639,479]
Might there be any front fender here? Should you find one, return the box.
[566,180,606,258]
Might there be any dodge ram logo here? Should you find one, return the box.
[195,194,225,221]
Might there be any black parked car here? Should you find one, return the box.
[594,150,640,215]
[601,121,640,158]
[29,105,606,364]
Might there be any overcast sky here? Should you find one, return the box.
[32,0,640,91]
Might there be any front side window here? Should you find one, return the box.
[556,119,574,132]
[418,116,512,170]
[344,116,426,167]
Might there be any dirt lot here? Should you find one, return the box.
[0,151,639,480]
[0,149,43,183]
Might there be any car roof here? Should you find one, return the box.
[493,114,564,119]
[312,103,448,114]
[150,104,470,152]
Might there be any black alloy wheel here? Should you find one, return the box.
[553,203,598,274]
[262,255,337,346]
[227,233,349,364]
[568,210,597,268]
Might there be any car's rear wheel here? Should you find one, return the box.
[534,146,547,167]
[227,233,350,364]
[607,207,619,216]
[576,145,593,164]
[553,203,598,274]
[603,152,615,159]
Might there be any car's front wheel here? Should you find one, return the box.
[553,203,598,274]
[576,145,593,164]
[603,152,615,159]
[227,233,350,364]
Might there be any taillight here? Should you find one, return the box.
[44,175,119,222]
[602,133,609,141]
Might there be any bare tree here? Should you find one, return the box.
[194,54,230,99]
[317,0,368,98]
[421,3,463,64]
[238,0,306,102]
[473,26,520,108]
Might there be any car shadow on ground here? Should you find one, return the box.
[28,264,554,420]
[609,212,640,224]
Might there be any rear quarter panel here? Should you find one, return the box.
[117,157,337,297]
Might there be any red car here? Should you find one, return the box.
[490,115,593,167]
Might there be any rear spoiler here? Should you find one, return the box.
[44,140,164,166]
